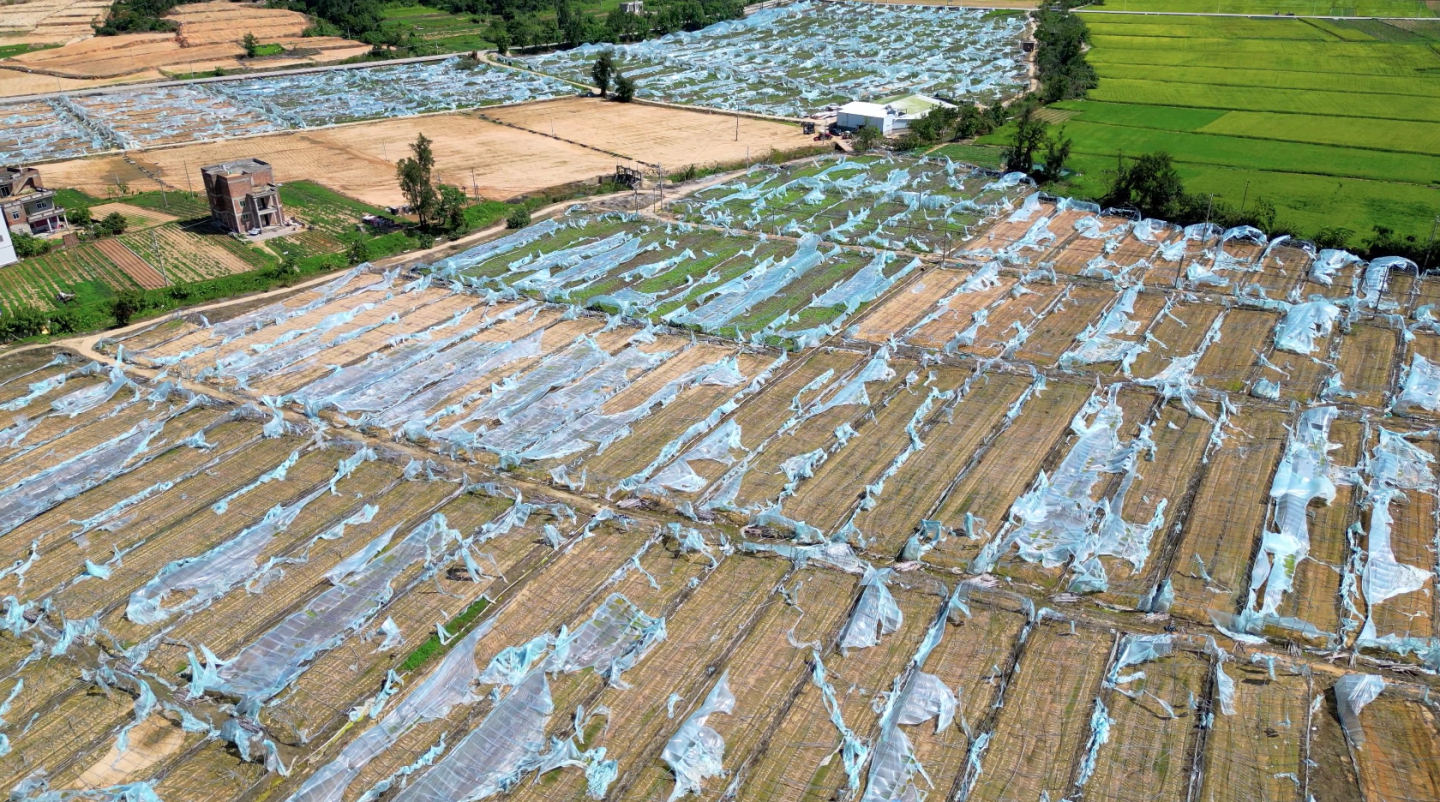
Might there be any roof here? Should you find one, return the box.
[887,94,954,115]
[201,158,273,177]
[838,95,956,120]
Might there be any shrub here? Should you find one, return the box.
[12,232,51,259]
[613,72,636,102]
[506,205,531,229]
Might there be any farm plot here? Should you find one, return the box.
[670,154,1024,254]
[1167,405,1290,624]
[1332,323,1399,407]
[0,58,572,164]
[851,369,1030,555]
[120,221,274,282]
[1340,677,1440,801]
[0,241,141,311]
[1198,655,1312,802]
[523,1,1029,117]
[1194,308,1273,395]
[965,616,1113,802]
[733,582,945,802]
[926,377,1093,570]
[949,280,1071,360]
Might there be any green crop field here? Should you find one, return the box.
[379,5,495,53]
[1078,0,1436,16]
[988,13,1440,241]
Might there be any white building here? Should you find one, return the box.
[835,94,956,135]
[0,224,16,268]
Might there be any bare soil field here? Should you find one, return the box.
[0,0,111,43]
[484,96,808,172]
[1,2,365,84]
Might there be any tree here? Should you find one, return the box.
[346,238,370,265]
[488,19,511,54]
[396,133,439,226]
[506,205,531,229]
[1038,128,1072,183]
[437,184,469,236]
[1034,2,1097,102]
[94,212,128,238]
[592,51,614,97]
[852,124,883,153]
[111,289,146,326]
[1004,105,1048,175]
[11,232,50,259]
[612,72,635,102]
[556,0,585,46]
[67,205,92,228]
[242,32,259,57]
[1104,151,1185,219]
[1314,226,1354,251]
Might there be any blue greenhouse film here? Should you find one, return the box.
[521,2,1027,117]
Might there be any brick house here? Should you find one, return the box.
[201,158,286,235]
[2,166,69,237]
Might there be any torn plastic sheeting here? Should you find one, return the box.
[286,617,495,802]
[860,670,957,802]
[0,369,77,413]
[1358,256,1413,309]
[740,539,871,575]
[1334,673,1384,746]
[0,415,173,538]
[478,345,671,457]
[127,483,334,624]
[991,390,1164,585]
[1393,352,1440,414]
[1311,249,1361,287]
[518,237,658,300]
[428,219,563,277]
[211,449,301,515]
[207,300,383,379]
[1214,661,1236,716]
[795,347,895,427]
[669,233,825,332]
[1273,299,1341,355]
[661,673,735,801]
[50,360,135,418]
[8,779,164,802]
[811,253,917,315]
[373,331,545,433]
[840,567,903,650]
[1136,310,1225,421]
[1059,287,1148,370]
[547,593,666,684]
[515,354,744,463]
[436,336,610,447]
[648,418,746,493]
[1357,429,1436,646]
[390,668,553,802]
[208,513,464,705]
[1245,406,1338,622]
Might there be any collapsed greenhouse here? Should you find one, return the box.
[521,2,1030,117]
[1,151,1439,802]
[0,58,574,163]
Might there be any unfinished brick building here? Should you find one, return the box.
[201,158,286,235]
[2,166,69,236]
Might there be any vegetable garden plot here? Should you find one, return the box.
[854,370,1029,555]
[0,59,572,160]
[1082,637,1211,802]
[521,556,790,802]
[734,583,944,802]
[1340,677,1440,801]
[669,155,1021,254]
[965,617,1113,802]
[926,378,1093,571]
[523,2,1028,118]
[1332,323,1398,408]
[620,566,857,801]
[1194,308,1275,394]
[951,280,1070,360]
[903,598,1027,801]
[901,270,1017,351]
[1198,656,1310,802]
[1096,399,1218,608]
[780,367,967,536]
[1012,285,1115,367]
[1168,405,1290,624]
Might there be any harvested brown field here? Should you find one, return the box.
[0,0,111,44]
[484,96,808,172]
[1,2,364,83]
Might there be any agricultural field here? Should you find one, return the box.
[523,1,1031,117]
[987,14,1440,241]
[0,57,573,163]
[9,128,1440,802]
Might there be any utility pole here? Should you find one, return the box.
[1425,215,1439,273]
[1204,193,1215,231]
[152,229,169,285]
[735,112,739,142]
[471,167,479,199]
[183,161,193,195]
[1240,180,1250,214]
